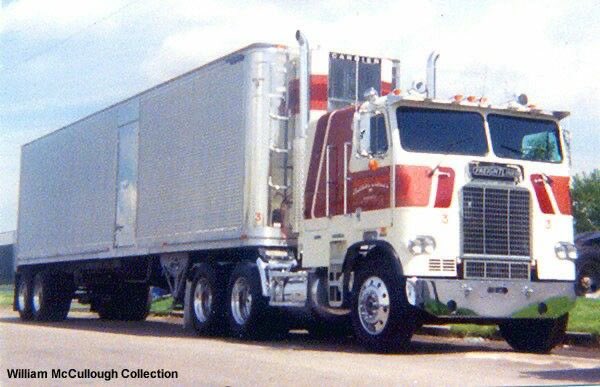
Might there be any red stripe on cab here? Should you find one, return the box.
[395,165,432,207]
[530,174,554,214]
[549,176,572,215]
[434,167,455,208]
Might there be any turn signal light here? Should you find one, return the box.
[368,159,379,171]
[392,88,402,96]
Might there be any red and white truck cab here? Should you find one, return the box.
[292,31,575,352]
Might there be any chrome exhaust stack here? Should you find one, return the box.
[292,30,310,232]
[426,51,440,99]
[392,59,401,90]
[295,30,310,139]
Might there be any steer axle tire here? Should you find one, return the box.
[351,258,418,353]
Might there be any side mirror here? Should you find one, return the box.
[562,128,572,167]
[411,80,427,94]
[517,94,529,106]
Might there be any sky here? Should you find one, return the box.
[0,0,599,233]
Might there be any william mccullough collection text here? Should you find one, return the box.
[7,368,178,381]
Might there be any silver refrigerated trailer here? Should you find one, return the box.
[15,42,298,328]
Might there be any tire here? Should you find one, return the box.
[499,314,568,353]
[227,262,286,339]
[97,283,150,321]
[189,263,226,335]
[16,275,34,321]
[576,262,600,296]
[31,272,73,321]
[351,258,418,352]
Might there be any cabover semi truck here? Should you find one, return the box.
[14,31,576,353]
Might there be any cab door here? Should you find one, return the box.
[348,110,394,230]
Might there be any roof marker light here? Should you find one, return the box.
[392,88,402,96]
[453,94,464,103]
[467,96,477,103]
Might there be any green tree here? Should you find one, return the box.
[572,169,600,233]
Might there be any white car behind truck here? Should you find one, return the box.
[14,31,576,353]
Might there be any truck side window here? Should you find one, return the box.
[370,114,388,155]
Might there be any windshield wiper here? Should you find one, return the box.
[429,136,474,177]
[500,144,522,156]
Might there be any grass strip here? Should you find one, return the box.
[449,297,600,338]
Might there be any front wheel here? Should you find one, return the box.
[499,314,568,353]
[576,262,600,296]
[351,259,418,352]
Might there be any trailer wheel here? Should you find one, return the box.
[31,272,73,321]
[499,314,568,353]
[97,284,150,321]
[189,264,226,335]
[227,262,286,339]
[351,258,417,352]
[16,275,34,321]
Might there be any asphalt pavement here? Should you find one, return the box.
[0,309,598,386]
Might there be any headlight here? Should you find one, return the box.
[408,236,436,255]
[554,242,577,260]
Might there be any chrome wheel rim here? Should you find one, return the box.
[32,280,42,313]
[17,282,27,312]
[580,263,600,296]
[358,276,390,335]
[231,277,252,325]
[193,278,213,323]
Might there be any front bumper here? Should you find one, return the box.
[408,278,576,320]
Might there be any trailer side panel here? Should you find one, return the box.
[137,59,248,247]
[17,110,118,260]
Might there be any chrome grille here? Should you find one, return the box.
[464,260,530,280]
[462,185,530,257]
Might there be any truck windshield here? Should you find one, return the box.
[488,114,562,163]
[396,107,487,155]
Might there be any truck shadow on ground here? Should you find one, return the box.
[522,368,600,384]
[0,311,511,356]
